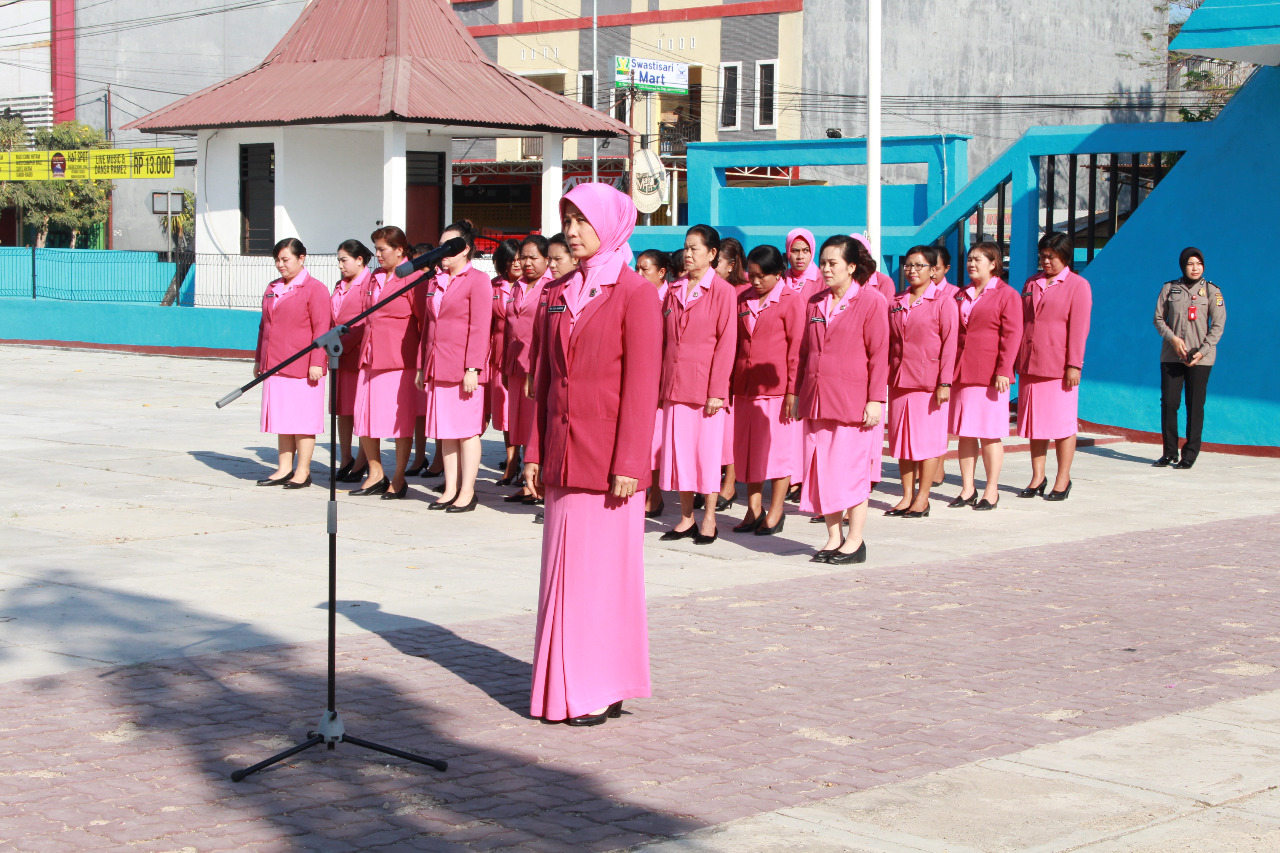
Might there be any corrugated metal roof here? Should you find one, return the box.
[123,0,632,137]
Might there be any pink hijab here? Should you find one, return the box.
[559,183,637,300]
[785,228,822,287]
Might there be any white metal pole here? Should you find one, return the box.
[591,0,599,183]
[867,0,882,265]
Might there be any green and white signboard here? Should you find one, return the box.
[615,56,689,95]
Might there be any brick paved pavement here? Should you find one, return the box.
[3,511,1279,851]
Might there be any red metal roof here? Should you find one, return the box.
[124,0,632,137]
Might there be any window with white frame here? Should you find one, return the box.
[579,71,595,110]
[719,63,741,131]
[755,60,778,129]
[613,87,631,125]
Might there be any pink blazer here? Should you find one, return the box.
[331,267,372,372]
[359,269,424,371]
[659,270,736,405]
[870,271,896,307]
[1016,270,1092,379]
[255,270,331,378]
[732,285,805,397]
[797,286,890,425]
[503,273,550,377]
[526,267,662,491]
[419,265,492,383]
[888,284,959,392]
[954,279,1023,386]
[489,276,514,376]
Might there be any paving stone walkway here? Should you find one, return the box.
[4,511,1279,852]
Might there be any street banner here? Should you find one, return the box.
[615,56,689,94]
[0,148,175,180]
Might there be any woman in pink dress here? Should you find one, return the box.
[794,235,889,563]
[657,225,736,545]
[415,221,491,513]
[254,238,331,489]
[489,239,522,486]
[949,242,1022,510]
[524,182,662,725]
[712,237,750,512]
[1016,231,1092,501]
[502,234,554,503]
[732,244,804,535]
[331,239,373,482]
[635,248,671,518]
[849,233,895,492]
[351,227,424,499]
[885,245,958,518]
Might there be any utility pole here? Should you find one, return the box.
[104,85,112,142]
[867,0,882,266]
[591,0,598,183]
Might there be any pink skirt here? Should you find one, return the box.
[424,377,485,440]
[507,371,536,447]
[888,387,949,461]
[332,367,358,418]
[487,375,511,432]
[733,395,801,483]
[531,484,651,721]
[261,373,324,436]
[871,421,885,483]
[354,367,416,439]
[650,407,664,471]
[721,401,735,466]
[658,401,726,494]
[1017,376,1079,440]
[799,418,876,516]
[949,383,1011,439]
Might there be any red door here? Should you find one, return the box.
[406,184,443,246]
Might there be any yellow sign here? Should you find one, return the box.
[0,147,175,180]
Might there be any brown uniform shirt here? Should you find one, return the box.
[1154,278,1226,366]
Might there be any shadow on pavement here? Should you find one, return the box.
[0,575,700,851]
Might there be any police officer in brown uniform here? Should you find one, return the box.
[1153,247,1225,469]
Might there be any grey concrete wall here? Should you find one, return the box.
[801,0,1167,180]
[718,14,780,142]
[455,0,500,28]
[73,2,301,250]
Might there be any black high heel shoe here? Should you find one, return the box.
[974,497,999,511]
[334,460,354,481]
[404,460,427,477]
[1044,480,1073,501]
[421,466,443,479]
[883,507,908,517]
[947,492,977,508]
[901,504,931,519]
[565,700,624,727]
[716,490,737,511]
[339,464,368,483]
[256,472,292,487]
[445,494,478,513]
[504,491,529,503]
[1017,480,1047,499]
[732,516,762,533]
[428,493,458,510]
[693,527,718,545]
[381,483,409,500]
[660,525,697,541]
[644,499,665,519]
[829,541,867,564]
[283,475,312,490]
[754,514,786,536]
[811,549,836,563]
[350,477,389,496]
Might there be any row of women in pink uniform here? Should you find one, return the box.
[254,224,498,512]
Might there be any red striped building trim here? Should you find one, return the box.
[465,0,803,38]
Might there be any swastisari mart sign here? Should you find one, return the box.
[615,56,689,95]
[0,148,176,181]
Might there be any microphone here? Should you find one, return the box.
[394,237,468,279]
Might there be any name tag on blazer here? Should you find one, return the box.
[493,293,501,299]
[664,309,672,317]
[1169,287,1183,295]
[738,310,751,317]
[810,316,827,324]
[890,306,907,314]
[547,305,567,314]
[264,293,277,299]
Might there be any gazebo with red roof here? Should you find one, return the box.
[125,0,630,255]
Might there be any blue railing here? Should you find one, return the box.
[0,247,187,303]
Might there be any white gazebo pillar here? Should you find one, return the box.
[541,133,564,235]
[383,122,407,228]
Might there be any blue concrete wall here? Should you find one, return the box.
[0,298,259,354]
[1075,66,1280,447]
[0,247,181,302]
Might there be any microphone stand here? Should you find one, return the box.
[217,268,448,783]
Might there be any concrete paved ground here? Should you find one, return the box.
[2,345,1278,851]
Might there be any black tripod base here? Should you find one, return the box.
[230,711,447,782]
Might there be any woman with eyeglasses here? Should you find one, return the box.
[950,242,1021,510]
[657,224,737,546]
[1015,231,1092,501]
[415,220,491,513]
[794,235,888,563]
[884,245,958,519]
